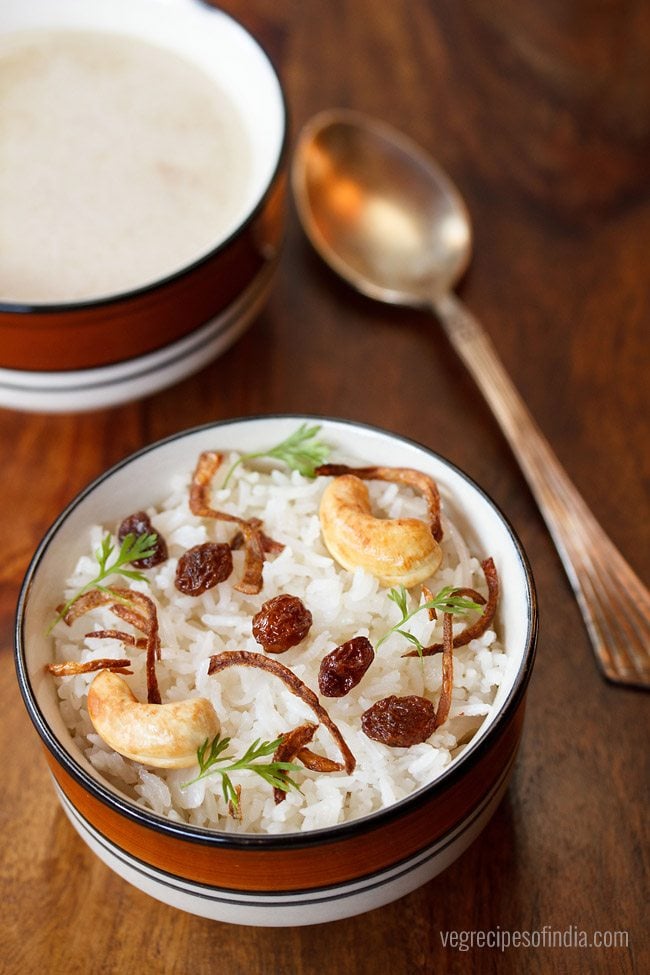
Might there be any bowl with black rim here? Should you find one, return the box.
[0,0,287,413]
[15,415,537,925]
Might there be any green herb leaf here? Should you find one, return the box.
[376,583,483,654]
[182,733,303,809]
[222,423,330,486]
[387,585,409,617]
[394,628,425,652]
[47,531,158,633]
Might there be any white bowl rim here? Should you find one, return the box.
[14,414,538,851]
[0,258,277,384]
[0,0,288,314]
[0,262,278,412]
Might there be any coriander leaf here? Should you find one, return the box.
[376,584,483,651]
[387,584,409,617]
[47,531,158,633]
[395,628,424,652]
[182,733,303,809]
[222,423,330,486]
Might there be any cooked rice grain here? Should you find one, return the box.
[51,458,508,833]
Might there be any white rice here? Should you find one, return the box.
[50,452,508,833]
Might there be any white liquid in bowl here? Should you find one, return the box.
[0,30,253,304]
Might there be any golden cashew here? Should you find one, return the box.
[319,474,442,587]
[87,670,220,769]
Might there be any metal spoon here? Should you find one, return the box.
[292,108,650,688]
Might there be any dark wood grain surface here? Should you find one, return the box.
[2,2,649,972]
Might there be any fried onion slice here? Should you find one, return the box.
[189,450,227,517]
[235,526,267,595]
[421,584,438,621]
[109,602,161,660]
[207,650,356,774]
[189,451,284,594]
[45,658,133,677]
[404,557,499,658]
[60,587,112,624]
[296,749,345,773]
[229,518,284,555]
[269,722,344,804]
[315,463,442,542]
[84,629,147,649]
[434,612,454,730]
[59,586,162,704]
[272,721,318,804]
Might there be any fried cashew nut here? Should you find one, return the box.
[87,670,220,769]
[318,473,443,587]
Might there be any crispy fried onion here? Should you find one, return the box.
[421,584,438,621]
[82,630,147,649]
[45,658,133,677]
[315,463,443,542]
[434,612,454,729]
[190,451,284,595]
[207,650,356,775]
[271,721,345,804]
[273,721,316,804]
[404,557,499,658]
[229,518,283,555]
[58,586,162,704]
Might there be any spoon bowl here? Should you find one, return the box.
[292,109,471,305]
[292,108,650,688]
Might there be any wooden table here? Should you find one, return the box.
[2,2,648,972]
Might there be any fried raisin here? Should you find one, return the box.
[118,511,168,569]
[318,636,374,697]
[252,594,312,653]
[175,542,233,596]
[361,695,436,747]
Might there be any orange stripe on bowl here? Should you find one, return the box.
[45,697,525,892]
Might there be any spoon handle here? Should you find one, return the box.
[433,291,650,688]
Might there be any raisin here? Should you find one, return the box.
[118,511,168,569]
[318,636,374,697]
[175,542,233,596]
[361,695,436,747]
[252,594,312,653]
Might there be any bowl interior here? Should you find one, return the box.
[17,416,536,832]
[0,0,286,305]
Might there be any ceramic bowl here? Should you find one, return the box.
[0,0,287,412]
[15,416,537,925]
